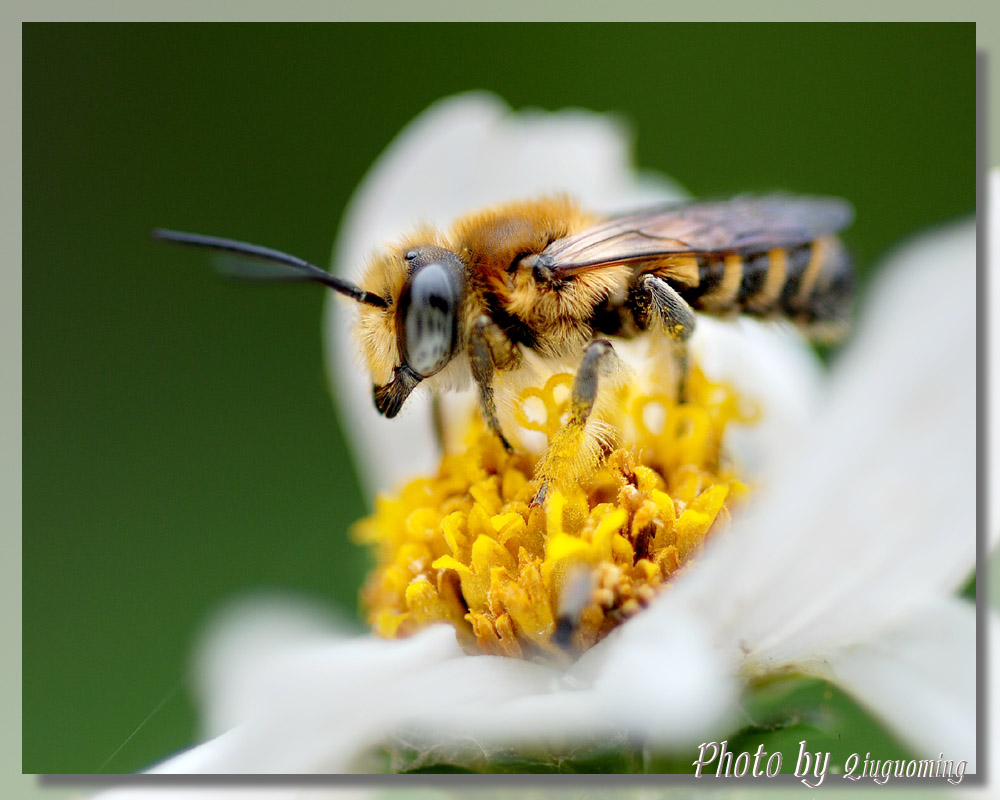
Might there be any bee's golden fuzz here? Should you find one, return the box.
[355,226,449,385]
[450,195,595,290]
[352,361,753,659]
[506,261,632,358]
[353,198,600,384]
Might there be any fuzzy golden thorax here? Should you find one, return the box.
[450,195,595,291]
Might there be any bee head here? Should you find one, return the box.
[150,227,465,420]
[357,242,465,418]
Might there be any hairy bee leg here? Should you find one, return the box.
[430,392,446,454]
[675,340,691,403]
[569,339,617,422]
[530,339,619,507]
[468,317,515,453]
[631,274,697,402]
[552,565,597,651]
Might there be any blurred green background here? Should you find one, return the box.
[23,23,973,773]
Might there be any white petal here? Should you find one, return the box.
[399,607,739,759]
[325,92,684,497]
[656,218,976,672]
[190,593,357,738]
[200,624,469,772]
[691,316,826,479]
[148,618,596,773]
[591,602,739,750]
[146,595,734,772]
[825,596,979,774]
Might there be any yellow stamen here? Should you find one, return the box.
[352,357,754,660]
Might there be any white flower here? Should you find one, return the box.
[94,94,984,786]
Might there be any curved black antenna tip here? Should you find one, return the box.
[151,228,192,242]
[150,227,390,309]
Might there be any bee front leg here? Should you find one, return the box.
[468,316,518,453]
[630,274,697,402]
[531,339,620,507]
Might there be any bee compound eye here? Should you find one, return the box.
[399,261,458,378]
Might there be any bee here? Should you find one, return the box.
[154,194,853,473]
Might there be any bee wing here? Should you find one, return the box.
[537,195,854,274]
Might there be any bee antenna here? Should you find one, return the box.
[151,228,389,309]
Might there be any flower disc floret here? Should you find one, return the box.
[353,361,753,660]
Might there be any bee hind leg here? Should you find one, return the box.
[530,339,621,507]
[630,274,696,402]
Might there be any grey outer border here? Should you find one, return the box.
[977,49,990,790]
[30,772,988,789]
[10,12,989,797]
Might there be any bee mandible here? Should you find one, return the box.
[154,194,853,465]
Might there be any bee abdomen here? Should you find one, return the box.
[683,236,853,329]
[777,236,855,329]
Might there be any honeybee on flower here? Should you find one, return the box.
[113,94,980,780]
[156,192,852,508]
[155,95,859,660]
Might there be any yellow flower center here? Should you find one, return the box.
[353,353,754,661]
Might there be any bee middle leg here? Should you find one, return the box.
[531,338,620,507]
[468,316,519,452]
[629,274,697,401]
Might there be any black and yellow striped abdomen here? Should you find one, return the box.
[678,236,854,335]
